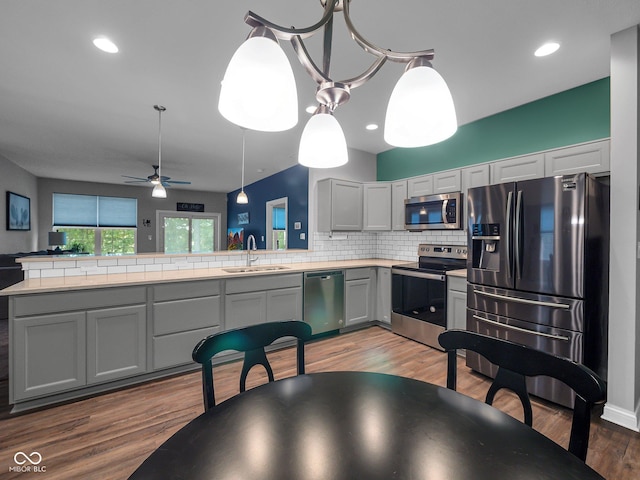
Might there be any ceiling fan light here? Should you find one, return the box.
[298,112,348,169]
[237,190,249,204]
[152,183,167,198]
[384,62,457,148]
[218,29,298,132]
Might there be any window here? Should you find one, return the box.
[52,193,138,255]
[158,211,221,254]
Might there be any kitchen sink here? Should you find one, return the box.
[222,265,290,273]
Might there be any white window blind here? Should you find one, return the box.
[53,193,137,227]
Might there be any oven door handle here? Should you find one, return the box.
[472,314,570,342]
[473,289,571,309]
[392,269,445,281]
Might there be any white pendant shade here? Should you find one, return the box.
[298,113,348,168]
[218,35,298,132]
[152,183,167,198]
[384,65,457,148]
[236,190,249,204]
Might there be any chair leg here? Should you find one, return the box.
[568,398,591,461]
[446,350,457,390]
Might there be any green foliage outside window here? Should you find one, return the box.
[56,228,135,255]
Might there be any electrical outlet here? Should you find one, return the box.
[300,233,306,240]
[294,222,301,230]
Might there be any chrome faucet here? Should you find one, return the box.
[246,234,258,266]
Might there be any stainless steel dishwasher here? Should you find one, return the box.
[303,270,345,334]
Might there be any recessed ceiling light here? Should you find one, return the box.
[365,123,379,131]
[534,42,560,57]
[305,105,317,114]
[93,37,119,54]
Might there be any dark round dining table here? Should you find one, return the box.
[129,371,604,480]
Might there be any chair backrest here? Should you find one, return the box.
[192,320,313,411]
[438,329,606,462]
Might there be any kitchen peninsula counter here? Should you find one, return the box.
[1,258,399,295]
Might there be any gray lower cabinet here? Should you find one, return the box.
[376,267,391,324]
[87,305,147,384]
[446,275,467,331]
[152,280,222,370]
[11,285,148,403]
[345,268,375,326]
[225,273,303,330]
[13,312,86,401]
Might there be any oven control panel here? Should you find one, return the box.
[418,244,467,259]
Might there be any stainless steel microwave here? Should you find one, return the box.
[404,192,462,231]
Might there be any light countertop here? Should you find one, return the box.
[1,259,400,296]
[447,269,467,278]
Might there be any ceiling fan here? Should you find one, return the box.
[122,165,191,188]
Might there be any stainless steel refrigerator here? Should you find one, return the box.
[466,173,609,407]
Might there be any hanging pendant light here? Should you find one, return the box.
[384,58,457,147]
[298,106,348,168]
[237,128,249,204]
[219,27,298,132]
[152,105,167,199]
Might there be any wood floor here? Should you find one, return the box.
[1,326,638,479]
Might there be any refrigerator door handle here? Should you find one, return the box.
[514,190,523,279]
[505,191,513,279]
[472,314,570,342]
[473,289,571,309]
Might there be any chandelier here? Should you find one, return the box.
[218,0,457,168]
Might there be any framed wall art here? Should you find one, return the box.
[6,191,31,231]
[237,212,249,225]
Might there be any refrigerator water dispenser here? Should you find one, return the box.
[471,223,501,271]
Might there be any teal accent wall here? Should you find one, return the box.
[377,77,611,181]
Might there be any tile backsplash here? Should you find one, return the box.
[21,229,467,278]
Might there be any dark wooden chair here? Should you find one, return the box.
[192,320,313,411]
[438,329,606,462]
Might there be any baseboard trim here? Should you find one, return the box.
[601,402,640,432]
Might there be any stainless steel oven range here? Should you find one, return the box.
[391,244,467,350]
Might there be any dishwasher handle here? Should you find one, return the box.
[304,270,344,279]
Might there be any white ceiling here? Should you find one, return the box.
[1,1,639,193]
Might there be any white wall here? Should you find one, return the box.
[603,25,640,431]
[0,155,38,253]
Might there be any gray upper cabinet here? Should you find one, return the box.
[461,164,490,195]
[544,139,610,176]
[317,178,363,231]
[363,182,391,231]
[407,174,433,197]
[391,180,408,230]
[490,153,545,184]
[433,170,462,194]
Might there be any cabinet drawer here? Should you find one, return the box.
[13,287,146,317]
[225,273,302,294]
[345,268,372,281]
[154,296,221,335]
[447,275,467,292]
[153,326,221,370]
[154,280,220,301]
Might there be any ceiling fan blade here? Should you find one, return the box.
[124,180,150,184]
[165,180,192,185]
[122,175,149,181]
